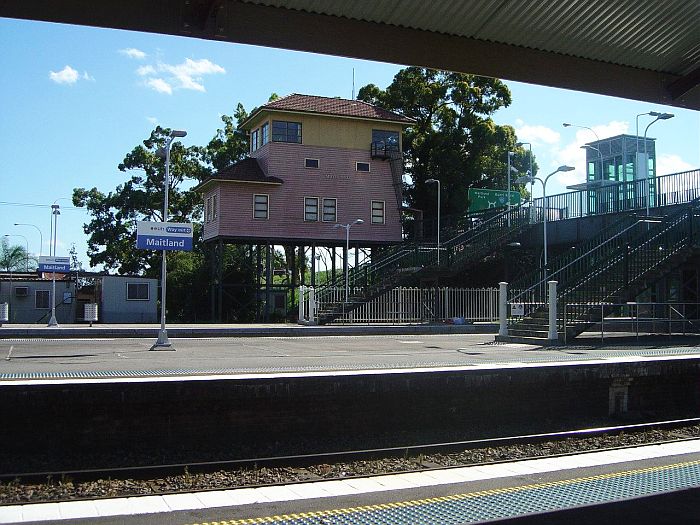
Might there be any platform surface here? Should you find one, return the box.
[1,331,700,382]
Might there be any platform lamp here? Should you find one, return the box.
[13,223,42,258]
[516,166,575,281]
[425,178,441,265]
[333,219,364,303]
[152,129,187,351]
[515,142,534,212]
[642,112,674,214]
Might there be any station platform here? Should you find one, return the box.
[2,439,700,524]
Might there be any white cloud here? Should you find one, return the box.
[136,65,156,76]
[82,71,95,82]
[120,48,147,60]
[146,116,159,125]
[515,124,560,146]
[158,58,225,92]
[49,65,79,85]
[137,57,226,94]
[145,78,172,95]
[657,153,695,175]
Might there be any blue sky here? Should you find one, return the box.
[1,17,698,269]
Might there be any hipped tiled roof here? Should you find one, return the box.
[195,158,283,192]
[244,94,415,126]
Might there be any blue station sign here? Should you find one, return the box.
[136,221,194,251]
[38,256,71,273]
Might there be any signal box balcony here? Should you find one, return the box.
[371,141,400,160]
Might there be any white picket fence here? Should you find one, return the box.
[298,286,499,324]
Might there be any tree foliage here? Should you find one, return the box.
[358,67,537,219]
[0,238,36,272]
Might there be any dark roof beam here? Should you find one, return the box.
[667,66,700,101]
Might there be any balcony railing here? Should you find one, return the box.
[370,141,400,159]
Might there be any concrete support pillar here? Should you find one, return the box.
[548,280,558,341]
[498,281,508,337]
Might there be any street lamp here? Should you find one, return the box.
[153,129,187,351]
[3,234,28,271]
[333,218,364,302]
[642,112,674,214]
[47,204,61,327]
[425,178,441,264]
[516,165,575,280]
[506,152,518,225]
[14,223,43,257]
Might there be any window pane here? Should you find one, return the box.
[305,158,319,168]
[127,283,149,300]
[322,198,336,222]
[272,121,302,143]
[356,162,370,172]
[254,195,268,219]
[371,201,385,224]
[261,123,269,145]
[304,197,318,221]
[372,130,399,147]
[36,290,50,309]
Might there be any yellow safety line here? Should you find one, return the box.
[186,459,700,525]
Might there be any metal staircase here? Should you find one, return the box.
[313,204,531,324]
[500,200,700,343]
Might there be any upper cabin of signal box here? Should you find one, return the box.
[198,94,414,246]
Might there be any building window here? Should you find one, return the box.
[304,197,319,221]
[127,283,149,301]
[305,158,319,169]
[212,193,218,220]
[36,290,50,309]
[205,196,212,223]
[261,122,269,146]
[251,128,259,152]
[322,198,337,222]
[371,200,385,224]
[372,130,399,149]
[254,194,269,220]
[272,120,302,143]
[356,162,370,172]
[14,286,28,297]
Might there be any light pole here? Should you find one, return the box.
[333,219,364,302]
[14,223,43,257]
[4,234,29,271]
[425,178,441,265]
[516,165,575,280]
[153,129,187,351]
[515,141,534,197]
[47,205,61,327]
[506,152,517,225]
[642,113,674,214]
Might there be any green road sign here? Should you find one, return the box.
[468,188,521,213]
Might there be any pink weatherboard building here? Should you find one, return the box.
[198,94,414,247]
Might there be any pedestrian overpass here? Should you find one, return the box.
[306,169,700,343]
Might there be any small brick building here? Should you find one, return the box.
[198,94,413,246]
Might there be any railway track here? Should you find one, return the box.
[2,417,700,506]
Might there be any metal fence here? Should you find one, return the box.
[299,286,499,324]
[562,302,700,343]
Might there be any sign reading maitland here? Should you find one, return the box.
[38,256,71,273]
[136,221,194,251]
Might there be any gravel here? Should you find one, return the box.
[2,424,700,505]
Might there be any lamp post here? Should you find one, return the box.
[3,234,28,271]
[515,142,534,207]
[153,129,187,351]
[506,152,517,225]
[563,123,602,178]
[14,223,43,257]
[333,219,364,302]
[516,165,575,280]
[425,178,441,265]
[642,113,674,214]
[47,204,61,327]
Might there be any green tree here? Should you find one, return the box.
[73,126,210,275]
[358,68,537,220]
[0,238,35,272]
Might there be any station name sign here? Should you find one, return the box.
[136,221,194,251]
[38,256,71,273]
